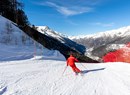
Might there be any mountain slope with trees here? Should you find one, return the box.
[0,0,29,26]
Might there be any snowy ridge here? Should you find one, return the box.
[37,26,68,38]
[37,26,66,43]
[36,25,86,55]
[70,26,130,48]
[70,26,130,39]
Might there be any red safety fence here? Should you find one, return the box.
[103,42,130,63]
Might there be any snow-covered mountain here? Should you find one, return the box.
[36,26,85,54]
[71,26,130,48]
[37,26,68,42]
[70,26,130,61]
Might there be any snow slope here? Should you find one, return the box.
[0,57,130,95]
[0,43,130,95]
[0,15,65,61]
[0,43,65,61]
[0,15,33,45]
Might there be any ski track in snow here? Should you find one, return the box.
[0,58,130,95]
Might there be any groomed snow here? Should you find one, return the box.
[0,57,130,95]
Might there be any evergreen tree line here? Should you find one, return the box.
[0,0,29,26]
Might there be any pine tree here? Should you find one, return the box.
[0,0,29,26]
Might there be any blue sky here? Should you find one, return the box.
[22,0,130,36]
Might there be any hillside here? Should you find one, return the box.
[36,26,85,55]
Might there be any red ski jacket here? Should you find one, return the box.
[67,55,79,66]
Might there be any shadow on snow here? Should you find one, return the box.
[82,68,105,74]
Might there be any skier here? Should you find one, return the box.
[67,54,81,75]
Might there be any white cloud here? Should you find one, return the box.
[41,1,93,16]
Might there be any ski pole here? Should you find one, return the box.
[62,66,67,76]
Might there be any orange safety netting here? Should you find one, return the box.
[102,42,130,63]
